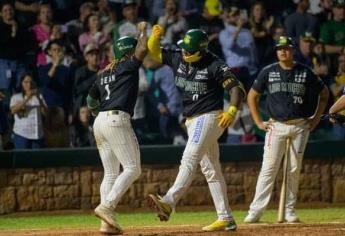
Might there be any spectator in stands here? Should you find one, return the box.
[15,0,40,28]
[69,106,95,147]
[219,6,257,91]
[329,53,345,139]
[44,106,69,147]
[315,0,333,27]
[261,25,285,67]
[65,2,95,55]
[0,1,29,92]
[294,31,315,67]
[73,43,99,117]
[10,73,47,149]
[284,0,317,41]
[149,58,183,144]
[97,0,116,36]
[132,62,150,144]
[31,4,53,66]
[157,0,187,45]
[320,0,345,55]
[78,13,110,52]
[312,40,331,79]
[198,0,224,58]
[38,39,74,114]
[248,1,274,65]
[112,0,151,42]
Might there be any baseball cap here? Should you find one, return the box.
[333,0,345,7]
[122,0,137,8]
[275,36,294,49]
[204,0,222,16]
[84,43,99,56]
[300,31,316,42]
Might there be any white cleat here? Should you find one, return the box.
[99,221,123,235]
[244,212,261,223]
[95,204,123,231]
[285,211,300,223]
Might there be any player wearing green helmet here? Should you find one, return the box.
[147,25,246,232]
[87,22,148,235]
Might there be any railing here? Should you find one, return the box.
[1,140,345,168]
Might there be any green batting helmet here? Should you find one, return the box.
[113,36,138,59]
[177,29,209,54]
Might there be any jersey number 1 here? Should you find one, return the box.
[105,84,110,100]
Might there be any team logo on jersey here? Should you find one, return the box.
[294,72,307,83]
[195,68,208,80]
[268,72,281,82]
[177,64,186,74]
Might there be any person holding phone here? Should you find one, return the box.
[10,73,47,149]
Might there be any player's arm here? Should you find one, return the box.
[308,86,329,130]
[217,65,246,128]
[87,82,100,116]
[147,24,164,63]
[134,22,148,61]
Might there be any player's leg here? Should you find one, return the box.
[93,113,123,232]
[200,141,237,231]
[148,112,219,220]
[104,112,141,209]
[245,122,289,222]
[285,122,310,222]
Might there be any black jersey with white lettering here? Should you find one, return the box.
[162,47,240,117]
[252,62,325,121]
[88,57,141,116]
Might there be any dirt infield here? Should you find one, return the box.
[1,223,345,236]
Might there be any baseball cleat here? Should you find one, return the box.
[244,212,261,223]
[202,219,237,231]
[95,204,123,231]
[285,212,300,223]
[99,221,123,235]
[147,194,172,221]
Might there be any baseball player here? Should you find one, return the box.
[146,26,245,232]
[86,22,148,234]
[244,36,329,223]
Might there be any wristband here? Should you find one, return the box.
[227,105,238,116]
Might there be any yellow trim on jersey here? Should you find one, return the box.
[148,34,162,63]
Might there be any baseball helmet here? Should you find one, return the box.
[177,29,209,63]
[275,36,294,49]
[113,36,138,60]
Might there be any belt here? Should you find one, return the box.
[272,118,305,125]
[186,110,222,121]
[106,110,119,115]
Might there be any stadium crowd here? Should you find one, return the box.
[0,0,344,149]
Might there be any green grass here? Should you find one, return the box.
[0,208,344,230]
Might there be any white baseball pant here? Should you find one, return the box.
[93,110,141,210]
[162,111,233,221]
[248,120,310,215]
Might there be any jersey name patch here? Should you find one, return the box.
[100,74,116,85]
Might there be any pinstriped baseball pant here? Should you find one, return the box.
[162,111,233,221]
[93,111,141,210]
[248,120,310,215]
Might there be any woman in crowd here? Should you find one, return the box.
[31,4,53,66]
[248,1,274,64]
[69,106,95,147]
[78,13,110,52]
[10,74,47,149]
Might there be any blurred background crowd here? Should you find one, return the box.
[0,0,344,150]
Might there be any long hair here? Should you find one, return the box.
[99,52,134,74]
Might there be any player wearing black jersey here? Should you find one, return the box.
[87,22,148,234]
[244,36,329,223]
[146,26,245,232]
